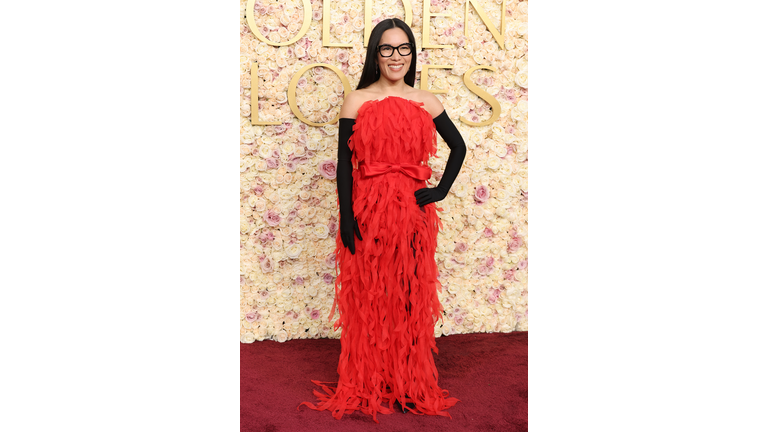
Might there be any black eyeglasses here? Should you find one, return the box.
[377,43,413,57]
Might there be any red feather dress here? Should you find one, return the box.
[300,96,459,422]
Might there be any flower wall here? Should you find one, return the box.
[240,0,528,343]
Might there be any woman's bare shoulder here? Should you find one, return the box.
[412,89,445,119]
[340,89,376,119]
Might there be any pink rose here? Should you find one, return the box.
[264,209,281,227]
[518,259,528,270]
[328,219,338,235]
[258,290,269,299]
[485,256,495,267]
[286,210,298,224]
[322,273,334,284]
[476,265,490,276]
[508,234,523,252]
[285,160,297,172]
[503,269,516,280]
[310,309,321,320]
[266,157,280,169]
[245,312,257,322]
[253,185,264,196]
[318,160,337,180]
[454,242,468,253]
[325,253,335,268]
[259,256,274,273]
[337,50,349,63]
[454,315,464,325]
[483,227,494,238]
[474,185,490,203]
[294,276,304,285]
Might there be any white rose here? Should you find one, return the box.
[452,183,468,198]
[486,155,501,170]
[281,287,293,299]
[285,243,303,259]
[281,142,296,158]
[241,332,256,343]
[275,329,288,343]
[515,70,528,89]
[515,22,528,36]
[253,198,266,212]
[258,144,272,159]
[517,100,528,114]
[441,322,452,336]
[241,131,255,144]
[272,272,283,283]
[278,189,295,202]
[313,224,330,239]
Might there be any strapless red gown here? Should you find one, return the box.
[299,96,459,422]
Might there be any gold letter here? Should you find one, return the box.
[465,0,506,50]
[422,0,453,49]
[420,65,453,94]
[288,63,353,127]
[245,0,311,46]
[364,0,413,47]
[323,1,353,48]
[460,65,502,126]
[251,62,281,126]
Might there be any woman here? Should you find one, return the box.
[300,18,466,422]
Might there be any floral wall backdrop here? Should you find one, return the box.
[240,0,528,343]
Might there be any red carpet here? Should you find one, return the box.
[241,331,527,431]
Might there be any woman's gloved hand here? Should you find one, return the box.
[339,211,363,255]
[414,186,448,207]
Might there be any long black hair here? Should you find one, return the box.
[356,18,417,90]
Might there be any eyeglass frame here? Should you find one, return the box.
[376,43,414,58]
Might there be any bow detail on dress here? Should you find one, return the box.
[359,161,432,181]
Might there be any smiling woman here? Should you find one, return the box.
[298,18,468,423]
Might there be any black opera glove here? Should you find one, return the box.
[414,110,467,207]
[415,187,448,207]
[339,212,363,255]
[338,117,363,254]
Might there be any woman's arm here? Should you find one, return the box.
[414,93,467,206]
[337,92,364,254]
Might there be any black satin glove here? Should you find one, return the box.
[338,117,363,254]
[414,110,467,206]
[339,211,363,255]
[415,186,448,207]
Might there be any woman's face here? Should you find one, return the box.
[376,27,411,82]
